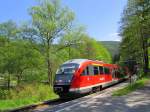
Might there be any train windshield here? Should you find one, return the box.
[56,67,76,74]
[55,63,79,84]
[56,63,79,74]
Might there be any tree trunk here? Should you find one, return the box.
[49,63,53,86]
[7,74,11,90]
[140,27,149,75]
[140,4,149,74]
[47,59,52,86]
[17,75,20,86]
[68,46,71,59]
[47,37,53,86]
[17,72,22,86]
[143,39,149,74]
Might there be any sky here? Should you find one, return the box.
[0,0,127,41]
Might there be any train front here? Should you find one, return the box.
[53,62,79,98]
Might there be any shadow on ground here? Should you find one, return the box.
[62,84,150,112]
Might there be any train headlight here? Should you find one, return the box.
[55,80,62,83]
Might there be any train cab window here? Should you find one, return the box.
[81,66,89,76]
[93,66,99,75]
[99,66,104,74]
[104,67,110,74]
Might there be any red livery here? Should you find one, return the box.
[53,59,128,98]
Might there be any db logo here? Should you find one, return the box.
[100,78,104,80]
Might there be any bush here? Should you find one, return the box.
[0,89,9,99]
[0,83,58,111]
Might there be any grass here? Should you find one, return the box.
[112,77,149,96]
[0,84,58,111]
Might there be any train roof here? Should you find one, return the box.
[63,59,88,65]
[63,59,104,65]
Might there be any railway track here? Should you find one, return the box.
[8,80,128,112]
[7,98,75,112]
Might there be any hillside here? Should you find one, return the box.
[99,41,120,57]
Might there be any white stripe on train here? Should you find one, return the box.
[69,79,119,92]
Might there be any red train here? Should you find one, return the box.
[53,59,129,98]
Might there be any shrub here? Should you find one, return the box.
[0,83,58,111]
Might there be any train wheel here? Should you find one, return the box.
[92,87,97,93]
[59,94,68,99]
[92,86,102,93]
[88,89,93,95]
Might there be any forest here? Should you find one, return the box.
[119,0,150,75]
[0,0,149,111]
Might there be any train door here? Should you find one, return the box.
[103,67,111,82]
[112,68,116,80]
[112,68,120,80]
[98,66,105,83]
[80,66,91,87]
[92,65,100,85]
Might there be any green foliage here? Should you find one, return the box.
[0,39,44,86]
[58,33,111,63]
[96,40,112,63]
[29,0,75,86]
[119,0,150,74]
[100,41,120,57]
[100,41,120,63]
[30,0,75,38]
[112,77,149,96]
[0,20,18,40]
[0,89,9,100]
[0,84,58,111]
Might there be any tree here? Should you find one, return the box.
[59,33,111,63]
[0,20,18,41]
[0,21,19,89]
[29,0,75,86]
[119,0,150,74]
[0,39,44,88]
[58,26,85,59]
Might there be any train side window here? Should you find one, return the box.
[115,69,118,76]
[93,66,99,75]
[81,66,89,76]
[112,69,116,78]
[88,65,94,75]
[104,67,110,74]
[99,66,104,74]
